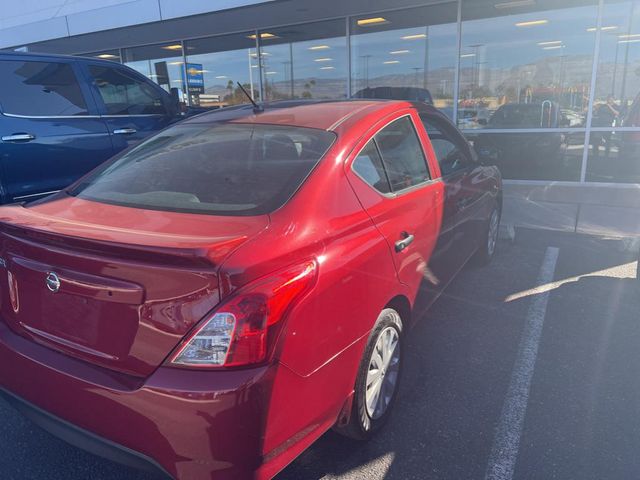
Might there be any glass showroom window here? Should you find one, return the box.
[350,3,458,117]
[469,130,586,181]
[122,43,187,102]
[257,20,347,102]
[185,32,259,108]
[460,0,598,131]
[587,0,640,182]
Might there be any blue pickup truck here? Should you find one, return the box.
[0,52,187,204]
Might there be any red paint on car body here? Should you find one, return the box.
[0,100,501,479]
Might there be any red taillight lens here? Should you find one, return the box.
[169,260,317,368]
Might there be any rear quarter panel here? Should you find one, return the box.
[218,133,410,459]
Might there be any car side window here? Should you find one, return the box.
[0,60,89,116]
[421,116,473,177]
[374,116,431,192]
[88,65,167,115]
[352,140,392,194]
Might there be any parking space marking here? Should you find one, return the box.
[485,247,560,480]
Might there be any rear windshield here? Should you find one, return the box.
[70,123,335,216]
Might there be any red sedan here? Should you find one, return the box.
[0,100,501,479]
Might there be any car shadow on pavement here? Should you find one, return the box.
[278,249,640,480]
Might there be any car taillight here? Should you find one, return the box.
[169,260,318,368]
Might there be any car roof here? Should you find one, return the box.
[182,99,440,132]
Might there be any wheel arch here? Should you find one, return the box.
[385,294,411,330]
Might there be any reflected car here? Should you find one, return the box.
[0,100,501,480]
[473,102,581,180]
[353,86,433,104]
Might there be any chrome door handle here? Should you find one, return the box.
[2,133,35,142]
[395,232,415,253]
[113,128,137,135]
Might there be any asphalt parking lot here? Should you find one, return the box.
[1,227,639,480]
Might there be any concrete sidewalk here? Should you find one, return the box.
[502,182,640,238]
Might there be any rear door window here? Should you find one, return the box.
[0,60,89,116]
[352,140,392,194]
[71,123,335,215]
[374,116,431,192]
[88,65,167,115]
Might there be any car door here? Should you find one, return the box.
[346,111,443,295]
[81,62,178,152]
[421,113,491,277]
[0,57,113,203]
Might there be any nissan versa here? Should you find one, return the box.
[0,100,501,479]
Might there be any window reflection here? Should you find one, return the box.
[185,33,259,108]
[593,0,640,127]
[460,0,598,129]
[350,3,458,116]
[84,50,121,62]
[586,130,640,182]
[258,20,347,101]
[123,43,187,102]
[470,131,585,181]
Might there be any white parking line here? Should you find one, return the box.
[485,246,560,480]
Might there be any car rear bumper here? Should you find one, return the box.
[0,321,276,480]
[0,387,172,478]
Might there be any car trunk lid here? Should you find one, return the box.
[0,196,268,377]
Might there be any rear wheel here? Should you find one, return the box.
[474,205,500,266]
[336,308,403,440]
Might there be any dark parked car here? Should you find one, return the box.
[0,52,186,204]
[0,100,501,479]
[353,86,433,104]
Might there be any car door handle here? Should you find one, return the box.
[113,128,137,135]
[2,133,35,142]
[395,232,415,253]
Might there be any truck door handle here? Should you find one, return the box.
[113,128,137,135]
[2,133,35,142]
[395,232,415,253]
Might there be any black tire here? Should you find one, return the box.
[473,205,501,266]
[336,308,403,440]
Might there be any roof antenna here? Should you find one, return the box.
[237,82,263,113]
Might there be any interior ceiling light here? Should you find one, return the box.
[314,57,333,62]
[619,39,640,43]
[357,17,389,26]
[402,33,427,40]
[587,26,618,32]
[320,66,335,70]
[619,33,640,39]
[460,53,476,58]
[383,60,400,64]
[515,19,548,27]
[215,75,227,79]
[542,45,563,50]
[308,45,330,50]
[247,33,278,40]
[390,50,410,54]
[265,71,277,75]
[494,0,536,8]
[162,44,183,50]
[537,40,562,46]
[96,54,118,59]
